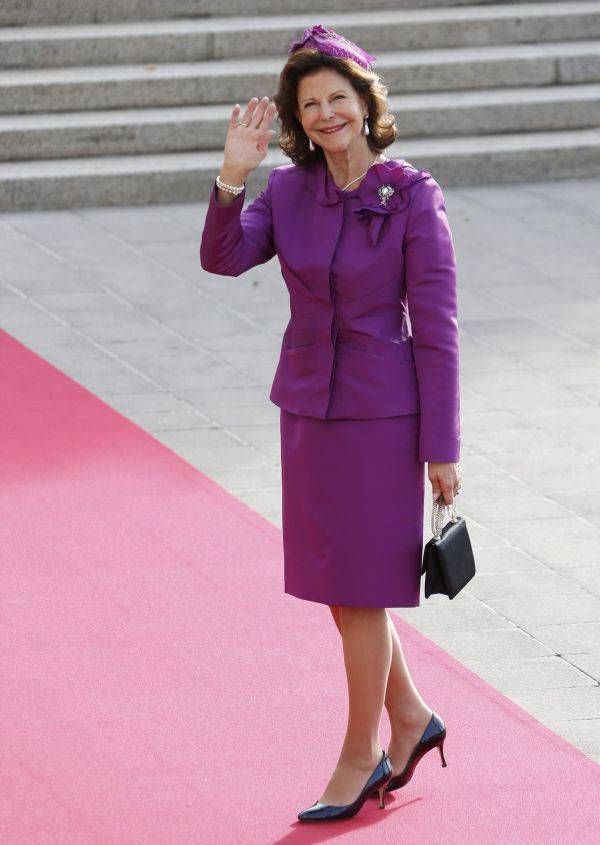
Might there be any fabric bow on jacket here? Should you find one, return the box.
[353,181,412,247]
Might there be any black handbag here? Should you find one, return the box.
[421,494,476,600]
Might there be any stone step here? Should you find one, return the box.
[2,3,599,68]
[2,40,600,115]
[0,0,555,27]
[1,128,599,211]
[2,84,599,162]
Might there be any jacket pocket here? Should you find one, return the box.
[338,335,414,362]
[343,344,383,358]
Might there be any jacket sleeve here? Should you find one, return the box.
[403,176,461,464]
[200,168,276,277]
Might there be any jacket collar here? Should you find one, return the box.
[305,155,430,206]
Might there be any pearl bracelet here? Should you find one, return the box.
[216,174,245,196]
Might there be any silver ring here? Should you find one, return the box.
[237,121,248,127]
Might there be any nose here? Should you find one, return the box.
[318,102,336,121]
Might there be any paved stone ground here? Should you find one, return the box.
[1,175,599,764]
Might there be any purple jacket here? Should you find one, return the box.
[200,156,460,463]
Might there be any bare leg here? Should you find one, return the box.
[316,606,391,806]
[329,605,433,778]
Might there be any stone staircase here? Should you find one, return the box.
[1,0,600,210]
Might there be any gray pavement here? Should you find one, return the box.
[1,175,599,764]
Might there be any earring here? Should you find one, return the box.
[308,136,315,151]
[363,116,370,136]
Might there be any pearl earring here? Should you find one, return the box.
[363,116,370,136]
[308,136,315,151]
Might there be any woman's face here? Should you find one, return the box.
[295,68,368,154]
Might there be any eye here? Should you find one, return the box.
[303,95,345,108]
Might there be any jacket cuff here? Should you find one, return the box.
[419,439,461,464]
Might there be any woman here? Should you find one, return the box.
[200,24,461,822]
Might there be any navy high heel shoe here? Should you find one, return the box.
[385,710,447,794]
[297,750,393,821]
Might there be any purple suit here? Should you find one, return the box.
[201,156,461,607]
[200,156,460,463]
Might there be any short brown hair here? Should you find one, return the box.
[272,50,397,167]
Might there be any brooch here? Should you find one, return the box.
[378,184,395,207]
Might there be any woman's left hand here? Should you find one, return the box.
[428,461,461,506]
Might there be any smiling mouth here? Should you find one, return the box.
[320,123,347,134]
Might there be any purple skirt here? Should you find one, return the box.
[280,409,425,608]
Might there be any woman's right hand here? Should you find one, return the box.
[222,96,278,181]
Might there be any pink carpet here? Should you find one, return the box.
[1,328,599,844]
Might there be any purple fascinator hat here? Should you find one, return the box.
[288,23,377,71]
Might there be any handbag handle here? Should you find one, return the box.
[431,495,458,540]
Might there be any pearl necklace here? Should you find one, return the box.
[341,152,384,191]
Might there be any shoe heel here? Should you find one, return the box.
[437,737,447,768]
[376,783,387,809]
